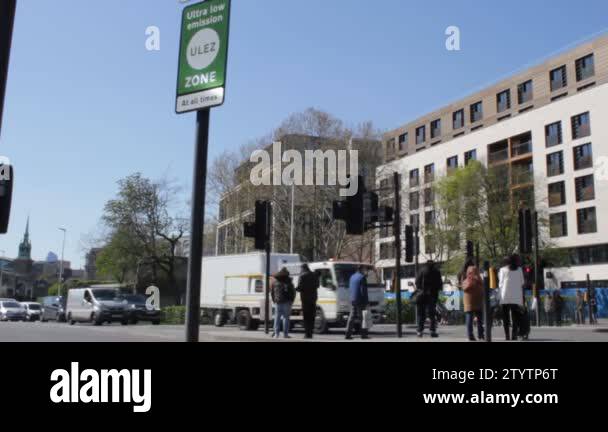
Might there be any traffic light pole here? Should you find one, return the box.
[533,211,541,327]
[264,202,272,335]
[393,173,403,338]
[185,108,211,343]
[0,0,17,138]
[483,261,492,343]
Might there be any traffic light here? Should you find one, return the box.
[333,176,366,235]
[0,164,13,234]
[244,201,270,251]
[405,225,414,263]
[519,209,533,254]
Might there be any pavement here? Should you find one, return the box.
[0,320,607,342]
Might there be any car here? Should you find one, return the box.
[40,296,67,322]
[20,302,42,322]
[119,294,161,325]
[0,301,26,322]
[66,288,129,326]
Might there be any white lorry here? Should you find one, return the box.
[200,254,386,334]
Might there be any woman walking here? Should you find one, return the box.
[462,265,484,341]
[498,255,525,341]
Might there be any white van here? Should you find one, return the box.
[66,287,128,326]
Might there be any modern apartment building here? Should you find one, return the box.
[377,35,608,289]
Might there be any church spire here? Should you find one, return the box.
[18,217,32,260]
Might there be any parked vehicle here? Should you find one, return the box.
[119,294,161,325]
[0,301,26,321]
[201,253,304,331]
[20,302,42,322]
[200,253,386,334]
[40,296,67,322]
[66,287,128,326]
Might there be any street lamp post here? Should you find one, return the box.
[58,228,66,297]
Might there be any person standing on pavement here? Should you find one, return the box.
[553,291,564,327]
[415,261,443,339]
[271,268,296,339]
[462,265,484,341]
[297,264,319,340]
[544,293,554,327]
[575,290,586,325]
[498,255,525,341]
[345,266,369,340]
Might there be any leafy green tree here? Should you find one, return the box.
[96,230,140,284]
[429,161,568,275]
[102,174,187,304]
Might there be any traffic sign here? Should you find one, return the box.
[176,0,230,114]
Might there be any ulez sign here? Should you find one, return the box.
[176,0,230,114]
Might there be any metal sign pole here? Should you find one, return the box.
[185,108,211,343]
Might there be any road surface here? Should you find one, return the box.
[0,321,607,342]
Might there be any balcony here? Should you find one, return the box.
[488,140,509,165]
[512,169,534,186]
[511,140,532,158]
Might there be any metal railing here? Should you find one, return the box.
[488,148,509,164]
[511,140,532,157]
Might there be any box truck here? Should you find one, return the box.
[201,254,386,334]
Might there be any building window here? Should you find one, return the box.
[398,133,408,151]
[410,192,420,211]
[547,151,564,177]
[573,143,593,171]
[424,188,434,207]
[425,210,436,227]
[409,169,420,188]
[470,101,483,123]
[577,207,597,234]
[431,119,442,139]
[497,90,511,113]
[453,109,464,130]
[550,65,568,91]
[548,182,566,207]
[518,80,533,104]
[575,175,595,202]
[410,214,420,228]
[380,243,395,260]
[576,54,595,82]
[447,156,458,174]
[550,213,568,238]
[572,112,591,139]
[416,126,426,145]
[545,121,562,148]
[424,164,435,184]
[464,150,477,166]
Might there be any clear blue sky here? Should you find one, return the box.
[1,0,608,268]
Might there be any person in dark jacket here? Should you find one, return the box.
[415,261,443,338]
[271,268,296,339]
[345,266,369,340]
[297,264,319,339]
[553,291,564,327]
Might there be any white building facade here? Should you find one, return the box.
[377,36,608,289]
